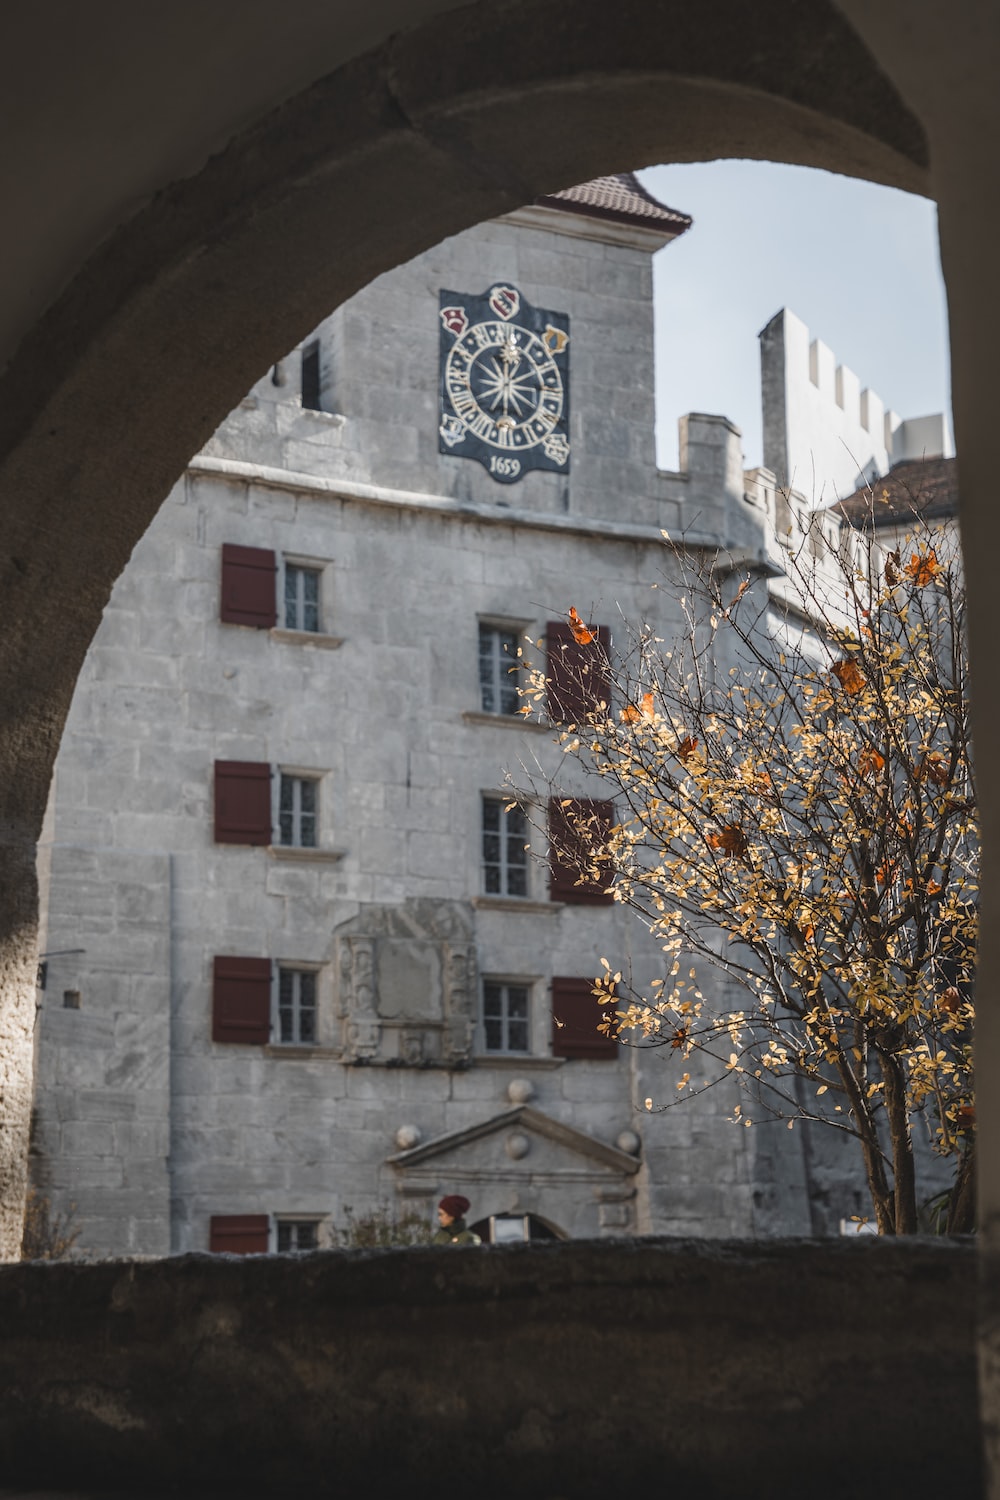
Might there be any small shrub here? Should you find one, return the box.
[20,1186,81,1260]
[336,1204,431,1248]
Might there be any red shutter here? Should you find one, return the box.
[212,955,272,1044]
[214,761,271,845]
[546,621,611,723]
[548,798,615,904]
[551,976,618,1060]
[209,1214,269,1253]
[220,544,277,628]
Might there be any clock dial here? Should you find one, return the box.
[439,285,570,483]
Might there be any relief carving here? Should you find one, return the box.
[339,934,380,1062]
[442,941,476,1067]
[335,902,475,1068]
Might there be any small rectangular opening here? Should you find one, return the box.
[301,341,321,411]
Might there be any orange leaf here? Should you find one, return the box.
[938,987,962,1015]
[857,747,885,778]
[904,549,940,587]
[916,751,949,788]
[677,735,699,762]
[955,1104,976,1129]
[620,692,655,724]
[670,1027,688,1050]
[831,659,866,695]
[885,549,901,585]
[706,824,748,858]
[567,606,595,645]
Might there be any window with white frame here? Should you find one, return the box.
[279,774,318,847]
[482,796,529,897]
[277,967,318,1045]
[284,562,321,633]
[482,979,530,1053]
[478,623,519,715]
[276,1219,320,1252]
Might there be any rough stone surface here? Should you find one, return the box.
[0,1238,980,1498]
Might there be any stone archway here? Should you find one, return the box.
[4,0,1000,1486]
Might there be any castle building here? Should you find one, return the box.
[31,175,946,1257]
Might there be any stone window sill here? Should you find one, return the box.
[271,628,344,650]
[263,1044,341,1060]
[462,711,552,734]
[473,1054,565,1069]
[267,845,347,864]
[472,896,562,914]
[298,407,347,427]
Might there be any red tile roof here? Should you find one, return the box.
[833,456,958,529]
[535,172,692,240]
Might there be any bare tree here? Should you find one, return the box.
[521,492,976,1234]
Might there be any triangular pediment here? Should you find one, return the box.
[387,1105,639,1178]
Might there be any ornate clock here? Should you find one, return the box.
[438,283,570,483]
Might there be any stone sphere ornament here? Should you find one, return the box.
[395,1123,422,1151]
[616,1129,641,1156]
[507,1077,535,1104]
[505,1131,531,1160]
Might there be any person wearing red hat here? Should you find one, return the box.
[432,1194,481,1245]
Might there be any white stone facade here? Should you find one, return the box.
[34,188,876,1258]
[760,307,953,505]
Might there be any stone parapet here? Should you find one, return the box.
[0,1237,979,1498]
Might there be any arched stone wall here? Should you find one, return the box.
[6,0,1000,1485]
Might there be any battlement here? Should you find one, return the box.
[760,308,952,505]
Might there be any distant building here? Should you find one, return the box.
[32,177,949,1257]
[760,307,953,505]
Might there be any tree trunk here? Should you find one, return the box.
[946,1139,976,1233]
[836,1055,895,1232]
[881,1050,918,1234]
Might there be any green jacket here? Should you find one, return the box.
[431,1219,482,1246]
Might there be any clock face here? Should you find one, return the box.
[438,284,570,483]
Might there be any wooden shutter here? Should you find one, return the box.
[551,976,618,1060]
[546,621,611,723]
[209,1214,269,1253]
[214,760,271,845]
[212,955,272,1044]
[548,798,615,904]
[220,543,276,627]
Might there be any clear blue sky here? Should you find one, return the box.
[637,162,951,473]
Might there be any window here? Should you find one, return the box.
[220,544,276,628]
[276,1219,320,1252]
[482,980,530,1053]
[284,563,321,633]
[301,340,321,410]
[212,955,271,1044]
[482,797,528,896]
[209,1214,269,1253]
[214,761,272,845]
[551,976,618,1060]
[279,774,317,848]
[277,967,317,1045]
[479,623,519,715]
[546,618,611,723]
